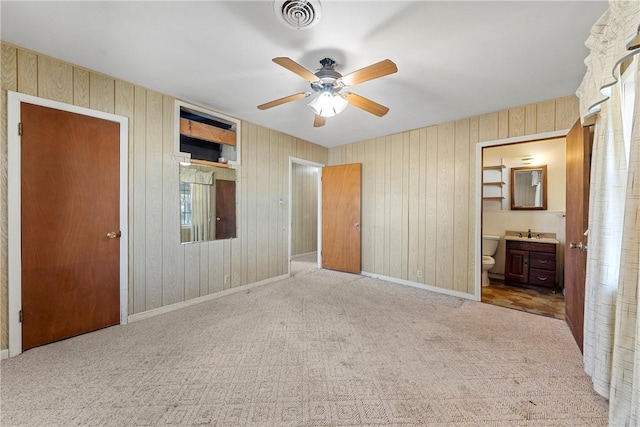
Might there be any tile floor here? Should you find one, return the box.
[481,279,565,320]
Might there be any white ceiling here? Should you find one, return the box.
[1,1,607,148]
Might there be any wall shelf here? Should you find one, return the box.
[190,158,229,168]
[482,163,506,205]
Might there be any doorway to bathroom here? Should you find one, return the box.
[479,134,568,319]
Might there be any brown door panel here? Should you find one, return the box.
[215,179,236,239]
[21,103,120,350]
[322,163,362,273]
[564,119,591,353]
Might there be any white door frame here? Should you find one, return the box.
[474,129,570,301]
[288,157,324,273]
[7,91,129,357]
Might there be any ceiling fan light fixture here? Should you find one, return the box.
[258,56,396,126]
[308,92,347,117]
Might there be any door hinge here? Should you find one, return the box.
[18,122,23,136]
[19,310,22,323]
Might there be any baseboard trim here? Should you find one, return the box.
[361,271,478,301]
[128,274,290,323]
[291,251,317,260]
[0,349,9,360]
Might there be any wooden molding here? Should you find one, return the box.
[180,118,236,146]
[190,158,229,168]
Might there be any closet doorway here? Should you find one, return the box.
[288,157,323,274]
[8,92,129,357]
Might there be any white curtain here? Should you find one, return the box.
[576,1,640,424]
[532,171,542,207]
[191,183,211,241]
[583,89,627,398]
[609,58,640,424]
[180,167,214,241]
[180,168,213,186]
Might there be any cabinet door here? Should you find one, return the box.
[505,248,529,283]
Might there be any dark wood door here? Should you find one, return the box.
[215,179,236,239]
[565,119,591,352]
[322,163,361,273]
[21,103,121,351]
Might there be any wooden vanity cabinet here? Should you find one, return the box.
[505,240,557,289]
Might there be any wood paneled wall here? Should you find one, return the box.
[291,163,318,256]
[328,96,578,295]
[0,43,327,350]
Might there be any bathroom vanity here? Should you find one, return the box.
[504,233,558,289]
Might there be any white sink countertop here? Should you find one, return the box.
[504,235,560,244]
[504,230,559,245]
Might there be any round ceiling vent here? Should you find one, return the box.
[274,0,322,30]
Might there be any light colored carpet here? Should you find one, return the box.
[1,262,608,426]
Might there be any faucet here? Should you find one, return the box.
[527,229,531,238]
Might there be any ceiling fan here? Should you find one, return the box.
[257,57,398,127]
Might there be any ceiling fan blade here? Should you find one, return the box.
[257,92,308,110]
[343,92,389,117]
[272,57,319,83]
[339,59,398,87]
[313,115,326,128]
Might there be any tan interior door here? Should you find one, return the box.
[215,179,236,239]
[565,119,592,353]
[21,102,121,351]
[322,163,361,273]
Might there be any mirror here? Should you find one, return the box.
[510,165,547,210]
[180,163,236,243]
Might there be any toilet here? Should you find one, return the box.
[482,234,500,287]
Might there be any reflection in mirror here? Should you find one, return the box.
[510,165,547,210]
[180,163,236,243]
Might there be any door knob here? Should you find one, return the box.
[106,231,122,239]
[570,242,587,251]
[353,222,360,227]
[216,217,221,221]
